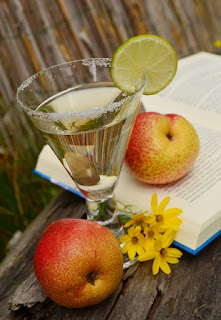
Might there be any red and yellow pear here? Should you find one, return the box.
[125,112,200,184]
[34,218,123,308]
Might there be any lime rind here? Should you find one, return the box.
[111,35,178,95]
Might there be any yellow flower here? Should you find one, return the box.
[138,229,182,275]
[214,40,221,48]
[124,211,149,229]
[148,193,182,231]
[119,226,145,260]
[143,224,162,251]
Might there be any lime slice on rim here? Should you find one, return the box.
[111,34,178,95]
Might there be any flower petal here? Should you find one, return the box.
[163,208,183,217]
[154,240,162,251]
[144,238,152,251]
[137,211,148,218]
[127,226,134,237]
[166,256,179,264]
[138,250,157,261]
[163,218,182,231]
[155,232,163,240]
[138,235,145,247]
[124,220,134,228]
[144,238,153,251]
[119,234,131,243]
[158,196,171,214]
[128,245,137,260]
[147,215,156,226]
[151,193,158,214]
[162,229,176,248]
[166,247,183,258]
[165,217,182,225]
[152,254,160,275]
[141,221,149,229]
[134,226,142,237]
[122,241,131,254]
[159,257,171,275]
[136,245,145,256]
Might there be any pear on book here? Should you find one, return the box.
[125,112,200,184]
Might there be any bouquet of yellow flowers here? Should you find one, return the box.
[119,193,183,275]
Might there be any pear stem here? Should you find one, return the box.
[87,273,99,285]
[166,132,173,141]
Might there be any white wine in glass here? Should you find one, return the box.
[17,58,146,269]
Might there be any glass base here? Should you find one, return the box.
[86,196,137,269]
[86,196,124,238]
[123,255,137,269]
[119,243,138,269]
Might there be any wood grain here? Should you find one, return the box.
[0,190,220,320]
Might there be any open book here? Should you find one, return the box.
[34,52,221,255]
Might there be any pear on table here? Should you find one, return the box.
[34,218,123,308]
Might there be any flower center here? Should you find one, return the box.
[131,236,138,244]
[156,214,163,223]
[135,219,142,226]
[148,230,155,238]
[160,248,167,257]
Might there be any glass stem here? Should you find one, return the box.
[86,196,124,239]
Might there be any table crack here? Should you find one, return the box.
[146,286,164,320]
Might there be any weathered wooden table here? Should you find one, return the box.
[0,190,221,320]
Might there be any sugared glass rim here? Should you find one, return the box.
[16,58,147,122]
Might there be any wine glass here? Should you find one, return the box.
[17,58,146,268]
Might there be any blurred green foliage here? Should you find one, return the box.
[0,151,60,262]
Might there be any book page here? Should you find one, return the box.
[116,121,221,249]
[158,52,221,115]
[157,124,221,203]
[116,163,221,250]
[140,96,221,210]
[116,93,221,249]
[35,142,221,251]
[142,95,221,132]
[117,121,221,220]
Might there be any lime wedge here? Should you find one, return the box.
[111,35,178,95]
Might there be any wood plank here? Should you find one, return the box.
[0,190,221,319]
[0,191,86,320]
[108,239,221,320]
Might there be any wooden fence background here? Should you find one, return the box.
[0,0,221,258]
[0,0,221,158]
